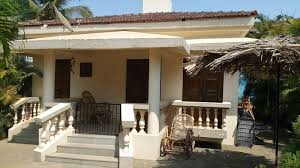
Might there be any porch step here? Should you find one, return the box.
[46,134,119,167]
[10,122,39,145]
[57,143,117,157]
[46,153,118,167]
[10,134,39,144]
[68,134,117,145]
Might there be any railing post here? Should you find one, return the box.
[198,108,202,128]
[214,108,218,130]
[206,108,210,129]
[139,110,146,134]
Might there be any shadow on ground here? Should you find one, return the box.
[135,148,274,168]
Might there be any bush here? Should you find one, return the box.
[279,116,300,168]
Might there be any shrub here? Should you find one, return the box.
[279,116,300,168]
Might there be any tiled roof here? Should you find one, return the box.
[20,11,258,27]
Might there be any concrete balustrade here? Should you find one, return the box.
[33,103,75,161]
[8,97,41,141]
[171,100,231,139]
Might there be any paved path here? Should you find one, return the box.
[0,139,275,168]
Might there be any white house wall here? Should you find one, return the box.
[31,49,183,105]
[222,72,240,145]
[32,56,44,98]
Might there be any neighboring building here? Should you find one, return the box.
[9,0,257,167]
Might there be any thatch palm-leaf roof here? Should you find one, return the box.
[187,35,300,78]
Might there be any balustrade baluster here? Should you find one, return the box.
[21,105,26,121]
[131,111,137,133]
[37,102,41,115]
[123,128,130,152]
[68,110,74,129]
[29,103,33,118]
[206,108,210,129]
[222,109,227,130]
[191,107,194,121]
[33,103,37,117]
[14,110,18,125]
[198,108,202,128]
[39,124,48,149]
[49,118,57,142]
[57,114,65,136]
[214,108,219,129]
[139,110,146,134]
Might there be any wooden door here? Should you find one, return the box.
[183,70,223,102]
[126,59,149,103]
[55,59,71,99]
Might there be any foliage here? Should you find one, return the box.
[23,0,93,20]
[0,57,42,139]
[279,116,300,168]
[0,0,20,67]
[244,14,300,129]
[247,14,296,38]
[255,164,266,168]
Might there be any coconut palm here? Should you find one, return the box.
[24,0,92,31]
[0,0,20,67]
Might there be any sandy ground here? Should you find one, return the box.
[0,129,289,168]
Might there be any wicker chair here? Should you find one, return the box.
[161,114,195,157]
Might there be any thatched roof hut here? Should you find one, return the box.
[187,35,300,78]
[186,35,300,166]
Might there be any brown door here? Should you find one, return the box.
[183,70,223,102]
[126,59,149,103]
[55,59,71,99]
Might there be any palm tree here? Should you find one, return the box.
[24,0,93,31]
[0,0,20,67]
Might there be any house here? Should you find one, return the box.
[9,0,257,167]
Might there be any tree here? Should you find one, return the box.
[244,14,300,130]
[0,0,20,67]
[25,0,93,20]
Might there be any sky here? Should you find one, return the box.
[69,0,300,18]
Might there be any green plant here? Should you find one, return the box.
[0,0,20,67]
[255,164,266,168]
[279,116,300,168]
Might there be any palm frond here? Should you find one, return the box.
[63,5,93,18]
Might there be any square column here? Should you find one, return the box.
[147,49,161,135]
[43,53,55,104]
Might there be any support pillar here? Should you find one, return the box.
[147,49,161,135]
[43,53,55,105]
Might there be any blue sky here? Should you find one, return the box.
[69,0,300,18]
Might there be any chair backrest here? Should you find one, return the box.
[170,114,194,140]
[81,91,96,104]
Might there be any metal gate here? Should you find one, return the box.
[75,103,121,135]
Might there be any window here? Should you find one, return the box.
[183,70,224,102]
[80,63,92,77]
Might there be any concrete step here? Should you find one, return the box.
[10,135,39,144]
[68,134,117,146]
[46,153,118,168]
[16,130,38,137]
[57,143,118,157]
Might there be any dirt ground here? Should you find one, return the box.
[0,129,292,168]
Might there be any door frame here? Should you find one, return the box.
[55,59,71,99]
